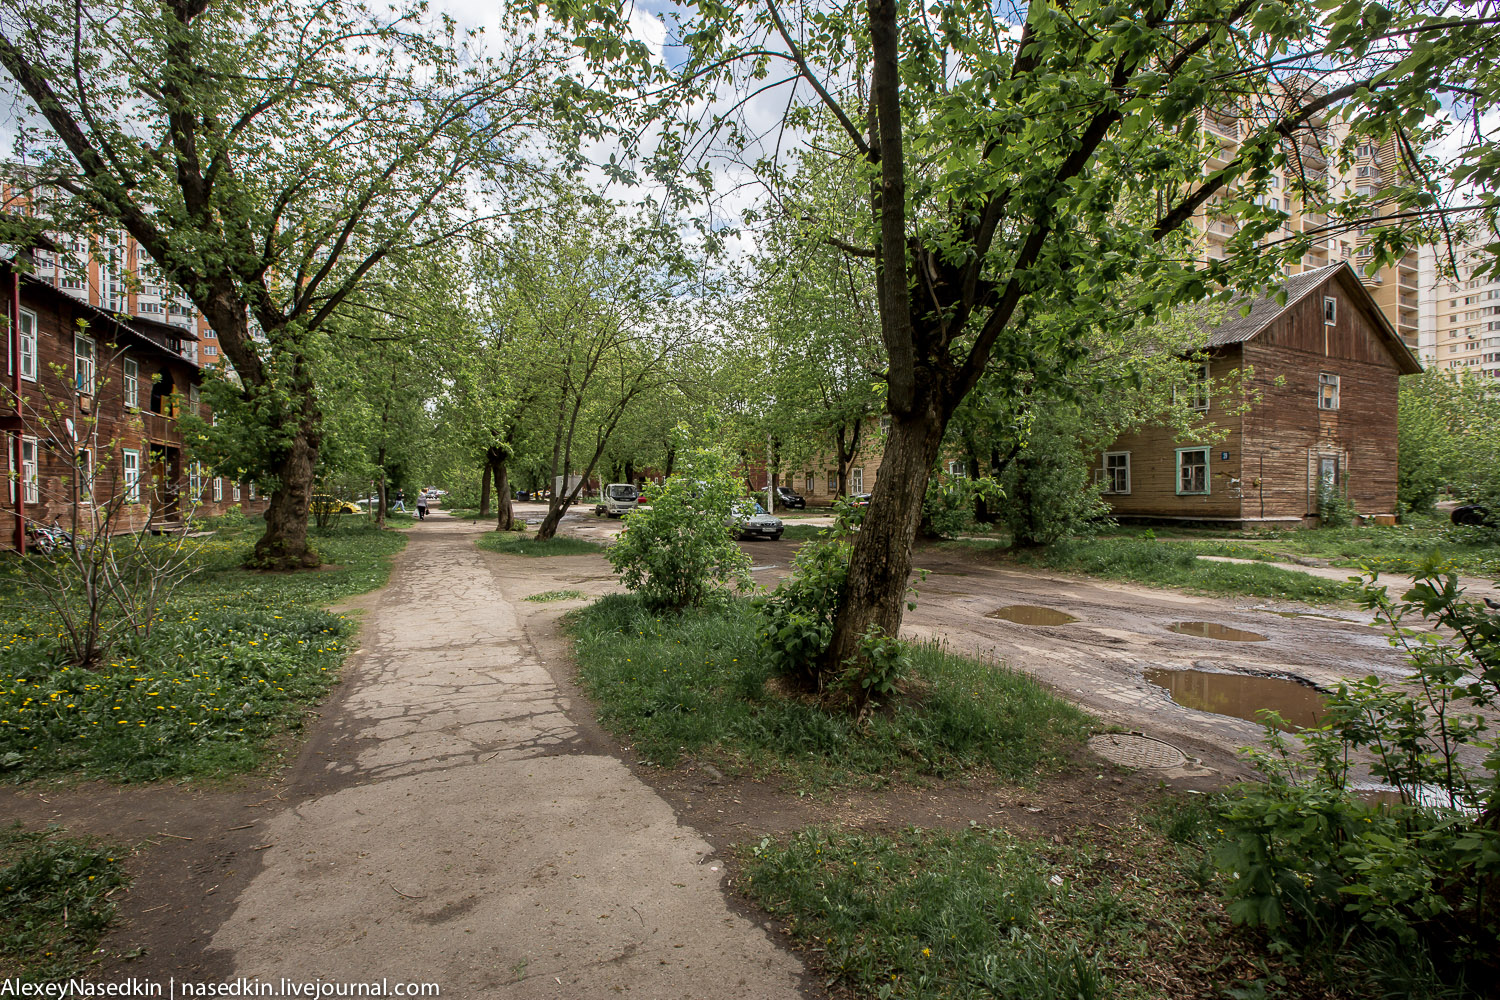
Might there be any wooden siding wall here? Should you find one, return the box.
[2,284,266,548]
[1240,279,1401,517]
[1096,349,1245,519]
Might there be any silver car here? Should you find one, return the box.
[731,501,783,541]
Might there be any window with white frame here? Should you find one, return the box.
[189,462,202,499]
[1176,448,1209,495]
[1323,296,1337,325]
[804,471,814,493]
[1102,452,1131,494]
[189,384,200,410]
[21,437,38,504]
[945,459,967,478]
[827,470,837,494]
[213,477,223,502]
[248,482,256,500]
[850,468,864,494]
[17,308,37,382]
[1175,362,1210,411]
[123,358,139,409]
[1318,373,1340,410]
[232,482,241,501]
[122,450,141,503]
[74,334,95,393]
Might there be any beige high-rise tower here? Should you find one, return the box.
[1419,239,1500,377]
[1194,92,1419,345]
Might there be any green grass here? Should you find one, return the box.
[526,589,586,603]
[0,823,130,981]
[567,594,1093,786]
[476,532,604,557]
[0,521,406,783]
[778,523,828,541]
[738,796,1326,1000]
[1177,522,1500,579]
[1010,537,1361,603]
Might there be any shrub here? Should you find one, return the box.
[1315,476,1359,528]
[1213,558,1500,986]
[758,506,916,709]
[606,449,751,611]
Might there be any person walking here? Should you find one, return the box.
[416,490,429,521]
[391,489,406,513]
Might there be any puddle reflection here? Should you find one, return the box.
[1168,621,1268,642]
[986,605,1079,626]
[1146,667,1326,730]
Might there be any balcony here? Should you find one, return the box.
[131,409,183,445]
[1400,293,1418,308]
[1203,112,1240,139]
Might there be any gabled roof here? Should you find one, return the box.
[1206,261,1422,375]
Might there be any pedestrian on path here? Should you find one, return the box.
[391,490,406,512]
[416,490,429,520]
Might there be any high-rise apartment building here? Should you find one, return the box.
[1195,97,1420,346]
[1,177,226,366]
[1418,239,1500,378]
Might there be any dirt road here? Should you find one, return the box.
[543,503,1417,778]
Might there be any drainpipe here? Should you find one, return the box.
[8,265,22,554]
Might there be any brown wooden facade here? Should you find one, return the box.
[3,264,267,550]
[1097,263,1421,526]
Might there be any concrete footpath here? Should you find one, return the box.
[207,515,806,998]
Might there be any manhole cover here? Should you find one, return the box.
[1087,733,1187,769]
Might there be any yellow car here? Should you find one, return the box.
[309,494,361,515]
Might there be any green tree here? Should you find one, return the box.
[541,0,1495,672]
[0,0,563,567]
[1398,368,1500,517]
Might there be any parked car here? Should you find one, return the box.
[730,501,783,541]
[775,485,805,510]
[310,494,361,515]
[1451,504,1495,528]
[849,493,872,508]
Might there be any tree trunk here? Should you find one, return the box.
[825,405,948,667]
[623,459,634,485]
[494,454,513,531]
[251,400,322,569]
[479,455,493,516]
[663,446,676,479]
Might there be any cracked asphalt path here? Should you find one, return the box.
[206,514,806,997]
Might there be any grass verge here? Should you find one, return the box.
[0,522,406,783]
[476,532,604,557]
[1010,537,1360,603]
[526,589,587,603]
[568,594,1093,786]
[777,523,829,541]
[739,797,1346,1000]
[0,823,129,981]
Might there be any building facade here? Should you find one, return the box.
[1097,263,1421,526]
[3,262,265,551]
[1417,240,1500,378]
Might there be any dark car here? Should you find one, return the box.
[849,493,872,508]
[1451,504,1495,528]
[775,485,805,510]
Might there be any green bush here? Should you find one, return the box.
[1213,559,1500,988]
[1315,477,1359,528]
[606,449,751,611]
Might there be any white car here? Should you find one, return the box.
[730,501,783,541]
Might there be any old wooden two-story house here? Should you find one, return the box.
[3,260,266,551]
[1097,262,1422,526]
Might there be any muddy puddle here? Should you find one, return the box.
[986,605,1079,626]
[1145,667,1325,730]
[1258,609,1375,627]
[1168,621,1268,642]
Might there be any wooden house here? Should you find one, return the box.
[1096,262,1422,526]
[3,262,267,550]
